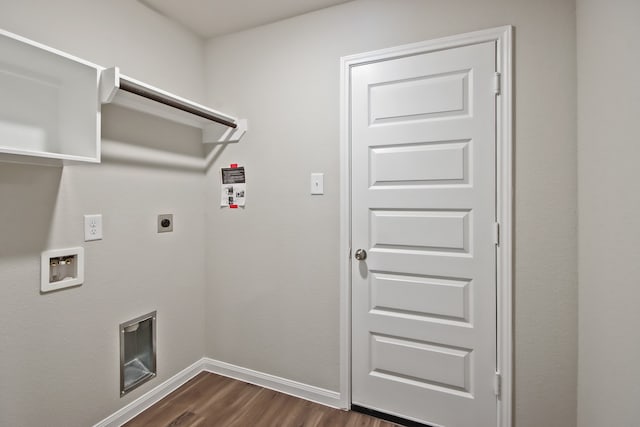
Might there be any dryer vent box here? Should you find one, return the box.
[120,311,156,396]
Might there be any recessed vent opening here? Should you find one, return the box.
[120,311,156,396]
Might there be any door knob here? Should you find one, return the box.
[354,249,367,261]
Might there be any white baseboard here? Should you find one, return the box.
[200,357,342,409]
[93,358,205,427]
[93,357,343,426]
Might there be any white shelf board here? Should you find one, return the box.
[0,28,101,165]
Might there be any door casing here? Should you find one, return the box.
[339,26,513,427]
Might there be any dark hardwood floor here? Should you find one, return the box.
[123,372,398,427]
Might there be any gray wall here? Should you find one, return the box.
[0,0,586,426]
[203,1,578,426]
[0,1,208,425]
[577,0,640,425]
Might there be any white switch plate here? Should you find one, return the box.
[311,173,324,195]
[84,214,103,241]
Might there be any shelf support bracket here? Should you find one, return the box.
[100,66,120,104]
[204,119,248,144]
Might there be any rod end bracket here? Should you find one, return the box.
[100,66,120,104]
[203,118,248,144]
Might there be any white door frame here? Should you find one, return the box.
[339,26,513,427]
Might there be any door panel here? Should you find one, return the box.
[351,41,497,427]
[370,334,472,393]
[370,209,470,252]
[370,140,470,186]
[370,273,471,322]
[369,70,469,124]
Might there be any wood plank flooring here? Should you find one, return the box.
[123,372,398,427]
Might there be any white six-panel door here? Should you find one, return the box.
[350,41,498,427]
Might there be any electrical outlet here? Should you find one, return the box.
[157,214,173,233]
[84,214,103,241]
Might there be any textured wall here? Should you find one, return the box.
[0,1,208,425]
[203,1,578,426]
[577,0,640,425]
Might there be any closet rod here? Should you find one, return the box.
[119,80,238,129]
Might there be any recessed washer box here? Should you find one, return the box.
[41,247,84,293]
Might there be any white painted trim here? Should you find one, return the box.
[339,25,514,427]
[201,358,341,408]
[93,357,342,426]
[338,51,353,411]
[92,358,205,427]
[495,26,514,427]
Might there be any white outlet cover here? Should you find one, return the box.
[84,214,103,241]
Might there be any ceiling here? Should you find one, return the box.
[139,0,354,39]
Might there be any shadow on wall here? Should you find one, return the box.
[101,104,212,172]
[0,103,231,259]
[0,163,62,259]
[101,104,232,173]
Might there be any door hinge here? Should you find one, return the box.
[494,222,500,246]
[493,72,501,95]
[494,372,502,398]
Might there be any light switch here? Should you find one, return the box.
[84,214,103,241]
[311,173,324,195]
